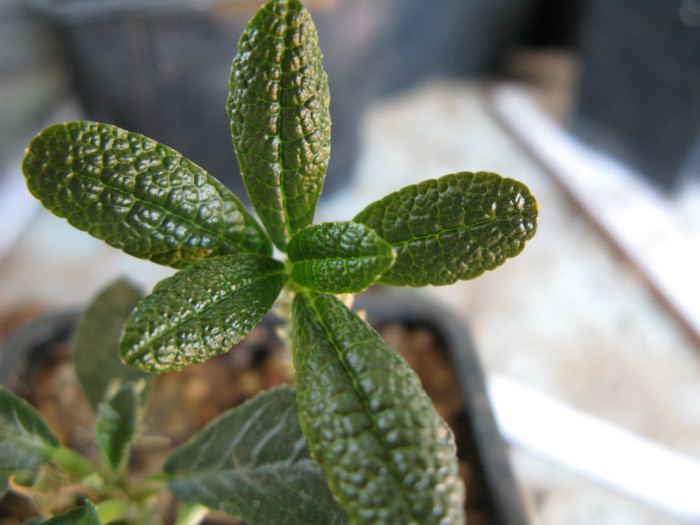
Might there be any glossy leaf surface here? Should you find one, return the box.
[0,386,58,471]
[73,278,151,410]
[287,221,396,294]
[96,382,140,472]
[229,0,331,251]
[23,122,271,268]
[165,386,349,525]
[292,291,465,525]
[120,254,288,372]
[354,171,538,286]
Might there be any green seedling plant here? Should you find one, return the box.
[1,0,538,523]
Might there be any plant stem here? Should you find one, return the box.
[175,501,208,525]
[50,446,98,480]
[128,472,170,501]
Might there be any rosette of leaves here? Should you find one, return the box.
[18,0,538,523]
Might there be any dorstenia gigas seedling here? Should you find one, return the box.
[8,0,538,523]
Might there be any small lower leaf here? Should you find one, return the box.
[96,382,140,473]
[0,386,59,471]
[353,171,538,286]
[287,221,396,293]
[165,386,349,525]
[73,278,151,410]
[119,254,288,372]
[292,291,465,525]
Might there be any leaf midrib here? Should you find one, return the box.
[172,455,316,479]
[302,292,416,519]
[277,6,301,240]
[293,253,385,264]
[385,208,528,247]
[138,266,287,349]
[172,459,328,525]
[3,413,51,447]
[33,153,256,254]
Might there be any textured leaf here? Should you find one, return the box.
[165,386,349,525]
[0,386,59,471]
[119,254,288,372]
[96,382,140,472]
[287,221,396,294]
[353,171,538,286]
[292,291,465,525]
[23,122,271,268]
[228,0,331,251]
[73,278,151,410]
[40,502,102,524]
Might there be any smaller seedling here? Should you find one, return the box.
[1,0,538,523]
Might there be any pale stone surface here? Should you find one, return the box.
[322,81,700,524]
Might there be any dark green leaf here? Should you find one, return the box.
[119,254,288,372]
[0,475,8,499]
[40,501,102,524]
[287,221,395,294]
[0,386,59,471]
[292,291,465,525]
[228,0,331,251]
[73,279,151,410]
[353,171,538,286]
[165,386,348,525]
[23,122,271,268]
[96,382,140,472]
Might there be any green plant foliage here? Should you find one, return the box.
[228,0,331,251]
[38,501,102,524]
[15,0,539,522]
[73,278,151,409]
[354,171,538,286]
[0,386,59,471]
[23,122,271,268]
[95,382,140,473]
[119,254,288,372]
[165,386,349,525]
[0,475,9,499]
[292,291,465,525]
[287,221,396,293]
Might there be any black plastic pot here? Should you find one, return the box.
[571,0,700,191]
[1,288,528,524]
[0,310,78,392]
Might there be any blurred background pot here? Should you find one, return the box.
[571,0,700,191]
